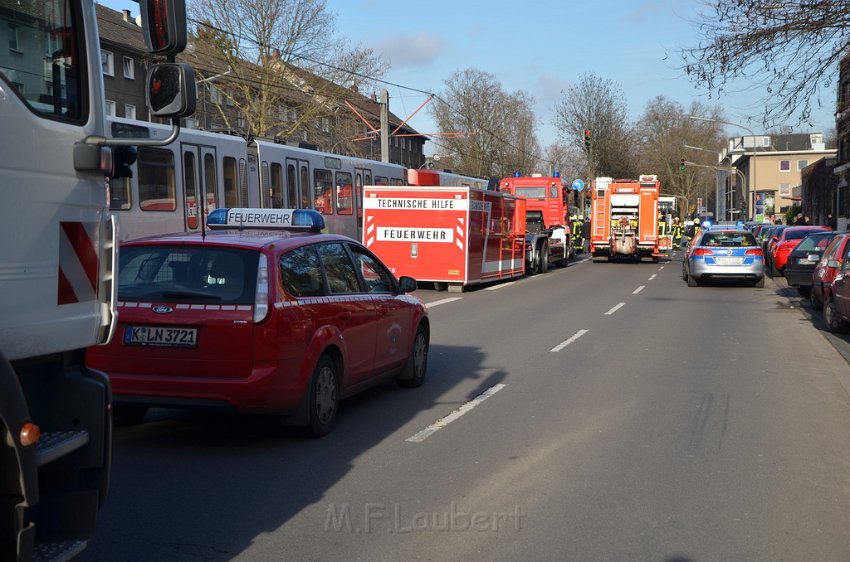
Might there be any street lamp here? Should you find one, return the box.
[689,115,759,220]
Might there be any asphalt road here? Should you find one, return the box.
[81,250,850,561]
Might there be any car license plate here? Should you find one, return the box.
[797,258,815,265]
[714,257,743,265]
[124,326,198,348]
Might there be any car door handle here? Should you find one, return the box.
[377,304,389,316]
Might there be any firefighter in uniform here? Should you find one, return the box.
[571,216,583,254]
[671,217,684,247]
[658,214,670,237]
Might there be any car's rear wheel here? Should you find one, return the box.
[397,324,429,388]
[113,404,149,427]
[687,274,699,287]
[754,276,765,288]
[823,297,849,333]
[306,355,339,437]
[796,285,810,297]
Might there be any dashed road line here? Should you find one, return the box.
[426,297,463,308]
[550,329,589,353]
[406,384,507,443]
[648,274,657,281]
[605,302,626,315]
[633,285,645,294]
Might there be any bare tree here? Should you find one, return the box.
[636,97,726,217]
[187,0,387,139]
[542,143,585,180]
[552,72,638,182]
[680,1,850,127]
[431,69,541,179]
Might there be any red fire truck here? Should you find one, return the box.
[362,179,527,292]
[589,175,666,262]
[497,173,574,272]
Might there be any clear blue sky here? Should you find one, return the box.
[97,0,836,154]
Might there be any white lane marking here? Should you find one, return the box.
[633,285,645,294]
[550,329,589,353]
[426,297,463,308]
[605,302,626,315]
[406,384,507,443]
[659,265,665,270]
[485,283,512,291]
[648,274,657,280]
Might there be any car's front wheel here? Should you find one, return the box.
[810,286,823,310]
[397,324,429,388]
[306,355,339,437]
[113,404,149,427]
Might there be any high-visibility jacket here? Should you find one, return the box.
[671,222,684,240]
[658,220,670,236]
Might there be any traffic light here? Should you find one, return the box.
[679,158,686,172]
[583,130,592,150]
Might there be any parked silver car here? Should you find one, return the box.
[682,229,765,287]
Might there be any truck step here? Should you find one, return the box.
[33,539,87,562]
[35,431,90,467]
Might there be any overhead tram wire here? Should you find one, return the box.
[188,18,554,170]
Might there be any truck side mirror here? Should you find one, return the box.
[139,0,187,55]
[147,63,196,118]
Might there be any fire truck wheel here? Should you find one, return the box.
[397,323,429,388]
[306,355,339,437]
[113,405,149,426]
[537,241,549,274]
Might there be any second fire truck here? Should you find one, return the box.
[589,175,667,262]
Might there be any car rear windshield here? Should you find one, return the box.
[118,245,259,304]
[786,229,824,240]
[699,232,757,247]
[795,234,835,252]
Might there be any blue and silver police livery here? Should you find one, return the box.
[682,229,765,287]
[207,208,326,231]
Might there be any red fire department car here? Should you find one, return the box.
[86,208,430,437]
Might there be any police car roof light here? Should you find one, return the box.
[206,208,325,231]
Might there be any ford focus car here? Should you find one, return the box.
[86,208,430,437]
[784,231,844,297]
[682,229,764,287]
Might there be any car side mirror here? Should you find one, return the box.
[398,276,417,293]
[828,260,841,268]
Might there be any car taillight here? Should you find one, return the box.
[693,248,713,256]
[745,248,763,256]
[254,254,270,323]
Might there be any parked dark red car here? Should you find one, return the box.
[811,233,850,311]
[823,238,850,332]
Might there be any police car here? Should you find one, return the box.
[681,228,765,287]
[86,209,429,437]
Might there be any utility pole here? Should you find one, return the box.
[380,89,389,163]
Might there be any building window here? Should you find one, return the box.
[123,56,134,79]
[101,50,114,76]
[779,183,791,196]
[8,23,20,51]
[237,114,245,129]
[761,137,770,147]
[797,159,808,171]
[125,104,136,120]
[105,99,116,116]
[321,117,330,133]
[288,108,298,122]
[779,160,790,172]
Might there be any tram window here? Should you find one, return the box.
[357,173,367,220]
[300,165,310,209]
[184,152,198,229]
[203,153,218,213]
[270,163,284,207]
[374,176,388,186]
[110,178,131,210]
[314,169,333,215]
[223,157,239,207]
[390,178,404,186]
[287,164,298,208]
[138,147,176,211]
[335,171,353,215]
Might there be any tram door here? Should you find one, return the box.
[182,144,219,230]
[286,158,311,210]
[354,167,371,242]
